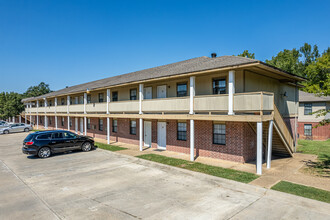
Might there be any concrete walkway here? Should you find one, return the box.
[96,138,330,191]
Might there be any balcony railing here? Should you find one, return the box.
[25,92,274,115]
[142,97,189,113]
[109,100,139,113]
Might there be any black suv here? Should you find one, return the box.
[22,130,94,158]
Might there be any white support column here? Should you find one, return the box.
[267,120,274,169]
[107,88,111,144]
[19,115,21,123]
[84,93,87,114]
[44,99,48,129]
[54,98,57,129]
[67,116,70,131]
[256,122,263,175]
[139,84,144,114]
[139,84,144,151]
[84,117,87,135]
[139,118,143,151]
[36,100,39,129]
[67,96,70,114]
[24,105,26,124]
[228,70,235,115]
[190,119,195,161]
[29,104,32,125]
[75,117,78,134]
[189,76,195,115]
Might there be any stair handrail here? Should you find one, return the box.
[273,105,294,152]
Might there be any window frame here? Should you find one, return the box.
[130,89,137,100]
[304,124,312,136]
[98,93,104,103]
[112,119,118,133]
[177,82,188,97]
[213,123,226,145]
[304,103,312,115]
[112,91,118,102]
[177,122,187,141]
[213,78,227,94]
[99,118,103,131]
[130,120,137,135]
[87,118,91,129]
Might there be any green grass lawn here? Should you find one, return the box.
[297,139,330,176]
[271,181,330,203]
[137,154,259,183]
[95,142,127,152]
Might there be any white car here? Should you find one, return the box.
[0,123,33,134]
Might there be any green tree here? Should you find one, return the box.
[237,50,255,59]
[265,48,304,77]
[24,82,52,98]
[300,43,320,68]
[0,92,24,120]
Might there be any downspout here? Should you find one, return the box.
[294,82,298,152]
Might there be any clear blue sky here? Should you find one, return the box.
[0,0,329,93]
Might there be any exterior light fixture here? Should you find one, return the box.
[86,88,90,94]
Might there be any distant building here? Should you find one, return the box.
[298,91,330,140]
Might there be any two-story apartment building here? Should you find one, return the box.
[298,91,330,140]
[22,55,304,174]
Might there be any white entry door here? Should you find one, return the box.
[75,118,78,134]
[144,87,152,99]
[157,122,166,150]
[144,121,152,147]
[80,118,84,134]
[157,85,167,98]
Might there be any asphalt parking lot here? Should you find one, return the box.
[1,132,330,220]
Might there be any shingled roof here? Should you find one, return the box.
[22,55,303,102]
[299,90,330,102]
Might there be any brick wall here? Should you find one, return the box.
[298,122,330,140]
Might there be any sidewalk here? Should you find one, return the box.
[94,138,330,191]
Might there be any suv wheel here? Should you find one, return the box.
[81,142,92,152]
[38,147,51,158]
[24,128,29,132]
[3,130,9,134]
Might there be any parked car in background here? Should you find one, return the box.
[22,130,95,158]
[0,123,33,134]
[0,121,8,127]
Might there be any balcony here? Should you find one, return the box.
[109,100,139,113]
[86,103,107,113]
[25,92,274,116]
[142,97,189,113]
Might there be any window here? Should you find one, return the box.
[49,117,52,125]
[69,118,72,127]
[87,118,91,129]
[112,92,118,102]
[213,124,226,145]
[177,122,187,141]
[99,119,103,131]
[52,132,63,139]
[213,79,226,94]
[130,120,136,135]
[49,100,52,106]
[304,103,312,115]
[61,98,65,105]
[87,95,91,104]
[177,83,187,97]
[37,134,52,140]
[112,119,118,132]
[304,124,312,136]
[99,93,104,103]
[61,117,64,126]
[130,89,137,100]
[63,132,76,139]
[40,116,43,124]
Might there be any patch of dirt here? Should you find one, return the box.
[299,159,330,178]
